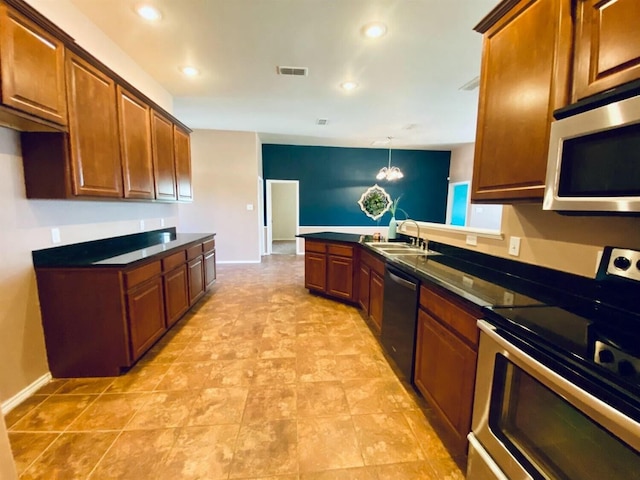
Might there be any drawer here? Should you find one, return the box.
[202,238,215,253]
[162,250,186,272]
[305,240,326,253]
[186,243,203,260]
[124,260,162,289]
[328,243,353,257]
[361,248,385,274]
[420,284,481,347]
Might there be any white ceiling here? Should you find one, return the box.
[69,0,499,149]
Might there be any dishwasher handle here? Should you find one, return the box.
[387,267,418,291]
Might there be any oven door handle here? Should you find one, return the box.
[477,319,640,452]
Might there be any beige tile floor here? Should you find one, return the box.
[6,254,466,479]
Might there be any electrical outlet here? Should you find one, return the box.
[462,275,474,288]
[51,228,61,244]
[139,220,145,231]
[160,218,165,227]
[466,235,478,246]
[246,204,254,211]
[509,236,521,256]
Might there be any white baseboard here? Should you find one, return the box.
[2,372,52,414]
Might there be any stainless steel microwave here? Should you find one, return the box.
[543,90,640,214]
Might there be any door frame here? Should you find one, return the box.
[265,179,301,255]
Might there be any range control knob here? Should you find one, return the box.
[618,360,637,377]
[613,256,632,271]
[598,349,615,364]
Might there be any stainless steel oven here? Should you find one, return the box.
[468,318,640,480]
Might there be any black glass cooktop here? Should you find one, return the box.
[485,303,640,397]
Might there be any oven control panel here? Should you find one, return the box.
[594,340,640,380]
[605,248,640,282]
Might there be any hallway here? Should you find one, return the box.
[6,255,464,479]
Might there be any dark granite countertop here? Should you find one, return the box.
[296,232,365,243]
[297,231,604,310]
[33,228,215,268]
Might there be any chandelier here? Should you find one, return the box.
[376,137,404,181]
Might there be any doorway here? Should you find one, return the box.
[265,180,301,255]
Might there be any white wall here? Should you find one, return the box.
[179,130,262,263]
[271,182,297,240]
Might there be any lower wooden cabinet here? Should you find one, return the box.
[164,264,189,327]
[204,249,217,288]
[188,255,205,305]
[327,254,353,300]
[304,240,357,302]
[357,248,385,331]
[358,264,371,312]
[369,270,384,331]
[34,236,216,377]
[305,251,327,291]
[126,276,166,360]
[414,283,481,456]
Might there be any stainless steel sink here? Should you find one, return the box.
[365,242,436,256]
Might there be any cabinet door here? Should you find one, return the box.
[174,125,193,201]
[305,252,327,292]
[164,264,189,327]
[471,0,572,202]
[117,86,154,199]
[127,276,166,360]
[573,0,640,100]
[204,249,216,288]
[327,255,354,300]
[369,270,384,331]
[66,52,122,197]
[0,4,67,125]
[414,309,477,454]
[358,264,371,313]
[188,255,205,305]
[151,111,177,201]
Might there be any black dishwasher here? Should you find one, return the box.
[381,264,420,381]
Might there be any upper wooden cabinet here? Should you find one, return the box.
[471,0,573,202]
[573,0,640,101]
[151,111,178,201]
[0,2,67,125]
[117,86,154,199]
[174,125,193,202]
[67,52,123,197]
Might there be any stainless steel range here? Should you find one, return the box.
[467,246,640,480]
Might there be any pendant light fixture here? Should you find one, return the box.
[376,137,404,181]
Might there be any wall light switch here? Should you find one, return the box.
[595,249,603,275]
[51,228,61,244]
[509,236,521,256]
[246,204,254,211]
[139,220,145,231]
[160,218,165,227]
[466,235,477,246]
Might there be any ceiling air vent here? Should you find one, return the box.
[277,66,309,76]
[316,118,328,126]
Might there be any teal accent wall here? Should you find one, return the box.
[262,144,450,226]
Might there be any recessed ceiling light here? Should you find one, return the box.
[135,4,162,21]
[180,66,200,77]
[340,81,359,91]
[362,22,387,39]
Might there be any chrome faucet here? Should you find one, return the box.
[398,219,422,247]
